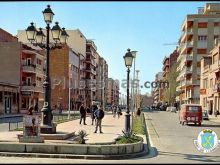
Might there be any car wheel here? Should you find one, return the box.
[198,122,201,126]
[182,121,184,125]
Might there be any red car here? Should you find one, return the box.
[179,104,202,126]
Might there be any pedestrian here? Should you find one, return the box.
[34,102,38,112]
[94,105,105,133]
[86,106,91,114]
[59,103,63,114]
[28,106,34,115]
[174,101,178,111]
[79,103,87,125]
[117,106,122,118]
[113,106,117,118]
[91,104,98,125]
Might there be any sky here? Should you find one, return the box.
[0,1,214,95]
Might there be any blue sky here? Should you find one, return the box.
[0,1,212,95]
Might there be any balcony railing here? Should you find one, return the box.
[22,64,36,73]
[21,85,44,93]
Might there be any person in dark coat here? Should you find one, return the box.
[91,104,98,125]
[117,106,122,118]
[28,106,34,115]
[34,102,38,112]
[79,103,87,125]
[94,105,105,133]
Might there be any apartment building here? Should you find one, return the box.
[84,39,97,107]
[107,78,119,106]
[69,50,80,110]
[18,29,86,110]
[96,56,108,106]
[153,72,164,104]
[66,29,87,108]
[20,44,45,113]
[200,39,220,116]
[176,3,220,105]
[162,48,179,79]
[0,29,46,114]
[0,29,20,115]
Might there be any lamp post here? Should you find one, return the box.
[26,5,69,134]
[123,48,134,133]
[130,50,137,128]
[136,70,140,110]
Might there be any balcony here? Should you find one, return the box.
[182,79,193,86]
[86,49,96,58]
[211,61,220,72]
[84,58,96,67]
[22,64,36,73]
[21,85,44,93]
[86,40,97,51]
[180,28,193,43]
[185,55,193,61]
[180,41,193,55]
[162,64,169,71]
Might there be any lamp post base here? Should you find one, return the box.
[40,123,57,134]
[125,113,131,133]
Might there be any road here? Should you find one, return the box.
[143,109,220,163]
[0,109,219,163]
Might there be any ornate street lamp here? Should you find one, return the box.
[26,22,37,43]
[60,28,69,44]
[130,50,138,129]
[51,22,62,43]
[123,48,134,133]
[25,5,68,134]
[42,5,54,24]
[35,28,45,44]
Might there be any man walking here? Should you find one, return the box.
[79,103,87,125]
[91,104,98,125]
[94,105,105,133]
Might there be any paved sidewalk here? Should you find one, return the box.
[208,115,220,124]
[0,111,125,144]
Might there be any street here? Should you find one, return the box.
[143,109,220,163]
[0,109,220,163]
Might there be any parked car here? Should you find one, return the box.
[160,104,168,111]
[170,106,177,113]
[202,110,209,120]
[166,106,176,112]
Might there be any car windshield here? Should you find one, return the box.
[188,106,199,113]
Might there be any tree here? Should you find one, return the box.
[163,61,180,105]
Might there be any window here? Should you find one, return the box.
[203,79,208,88]
[198,35,207,41]
[214,22,219,26]
[37,59,42,65]
[198,22,207,28]
[197,49,207,54]
[188,106,199,112]
[13,93,16,104]
[0,91,2,103]
[27,58,31,66]
[210,78,213,88]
